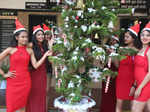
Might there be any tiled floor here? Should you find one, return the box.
[0,109,59,112]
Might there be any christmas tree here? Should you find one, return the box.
[48,0,131,104]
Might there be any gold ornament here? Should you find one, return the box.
[134,20,138,25]
[94,33,99,39]
[76,0,84,9]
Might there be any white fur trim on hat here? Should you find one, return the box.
[142,28,150,32]
[13,28,26,34]
[33,28,43,34]
[111,35,119,41]
[128,28,137,36]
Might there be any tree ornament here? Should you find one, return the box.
[76,0,84,9]
[77,10,83,17]
[89,67,102,82]
[74,26,78,28]
[76,16,79,20]
[85,47,90,54]
[105,76,110,93]
[121,0,126,4]
[58,79,62,88]
[94,33,99,39]
[108,21,114,30]
[105,57,112,93]
[81,25,87,32]
[65,16,69,22]
[65,0,76,5]
[55,66,58,78]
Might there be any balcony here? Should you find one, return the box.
[120,0,150,15]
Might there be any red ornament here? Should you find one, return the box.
[85,48,90,54]
[88,98,91,102]
[76,16,79,20]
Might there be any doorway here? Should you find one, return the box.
[29,14,57,40]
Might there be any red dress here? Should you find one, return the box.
[100,64,117,112]
[26,47,47,112]
[116,55,134,100]
[7,46,31,112]
[134,47,150,101]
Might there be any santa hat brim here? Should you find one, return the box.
[33,28,43,34]
[128,28,138,36]
[13,28,26,34]
[44,30,50,33]
[142,28,150,32]
[111,36,119,41]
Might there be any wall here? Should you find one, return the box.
[0,0,47,9]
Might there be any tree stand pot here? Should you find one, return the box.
[54,96,96,112]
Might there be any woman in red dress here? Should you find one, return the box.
[0,19,52,112]
[132,22,150,112]
[116,23,141,112]
[100,35,119,112]
[26,25,52,112]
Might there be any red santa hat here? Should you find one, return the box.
[128,22,140,37]
[43,24,50,33]
[33,25,43,34]
[14,19,26,34]
[142,22,150,32]
[111,35,119,41]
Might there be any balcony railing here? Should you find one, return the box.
[120,0,149,14]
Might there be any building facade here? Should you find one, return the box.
[0,0,150,111]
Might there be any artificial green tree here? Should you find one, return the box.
[48,0,131,104]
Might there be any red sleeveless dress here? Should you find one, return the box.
[116,55,134,100]
[134,47,150,101]
[7,46,31,112]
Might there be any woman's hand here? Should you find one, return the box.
[4,71,16,78]
[134,87,142,99]
[44,50,53,57]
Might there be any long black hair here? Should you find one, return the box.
[32,30,48,60]
[10,30,28,47]
[119,30,142,49]
[31,30,52,73]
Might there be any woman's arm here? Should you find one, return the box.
[0,47,16,78]
[29,48,52,69]
[134,49,150,98]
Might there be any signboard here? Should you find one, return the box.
[26,1,63,9]
[0,10,17,16]
[25,2,47,9]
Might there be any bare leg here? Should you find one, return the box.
[145,99,150,112]
[131,100,146,112]
[116,99,123,112]
[16,107,25,112]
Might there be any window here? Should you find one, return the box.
[0,19,15,52]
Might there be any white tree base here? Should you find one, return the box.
[54,96,96,112]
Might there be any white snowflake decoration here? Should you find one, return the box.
[68,81,75,88]
[65,0,75,5]
[92,46,106,61]
[89,68,102,82]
